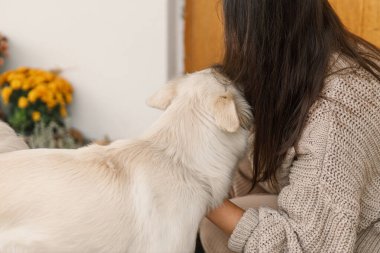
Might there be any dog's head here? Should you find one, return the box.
[147,69,252,133]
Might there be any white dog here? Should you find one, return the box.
[0,69,252,253]
[0,121,29,153]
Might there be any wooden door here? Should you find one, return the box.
[330,0,380,47]
[184,0,224,73]
[184,0,380,73]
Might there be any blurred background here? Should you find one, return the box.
[0,0,379,146]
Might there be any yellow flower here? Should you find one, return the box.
[65,82,73,94]
[1,68,73,113]
[22,79,33,90]
[55,78,73,94]
[7,73,22,82]
[48,81,58,93]
[23,77,34,89]
[43,72,54,82]
[18,96,29,109]
[65,93,72,104]
[10,79,22,90]
[35,84,48,96]
[16,66,28,73]
[1,87,12,104]
[42,90,56,109]
[46,98,57,109]
[32,111,41,122]
[28,89,39,103]
[29,69,39,76]
[33,76,45,84]
[55,93,65,106]
[60,106,68,118]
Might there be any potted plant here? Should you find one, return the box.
[0,67,86,148]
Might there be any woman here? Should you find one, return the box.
[200,0,380,252]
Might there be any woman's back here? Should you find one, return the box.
[228,54,380,252]
[202,54,380,252]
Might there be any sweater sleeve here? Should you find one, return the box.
[228,90,367,252]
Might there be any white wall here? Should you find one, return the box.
[0,0,183,140]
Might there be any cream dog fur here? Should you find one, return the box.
[0,121,29,153]
[0,69,252,253]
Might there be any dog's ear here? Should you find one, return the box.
[213,94,240,133]
[235,96,253,131]
[146,81,178,110]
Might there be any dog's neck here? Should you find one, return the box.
[141,104,248,206]
[145,106,245,166]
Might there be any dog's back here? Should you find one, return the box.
[0,143,134,252]
[0,121,29,153]
[0,139,205,253]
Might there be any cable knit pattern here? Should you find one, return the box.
[228,57,380,253]
[229,209,260,252]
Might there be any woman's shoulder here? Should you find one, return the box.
[322,53,380,99]
[299,53,380,163]
[304,53,380,134]
[290,53,379,169]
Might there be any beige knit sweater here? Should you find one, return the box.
[228,56,380,253]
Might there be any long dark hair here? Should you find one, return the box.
[220,0,380,189]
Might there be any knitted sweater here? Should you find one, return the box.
[228,56,380,253]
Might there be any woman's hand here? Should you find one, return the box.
[206,199,245,235]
